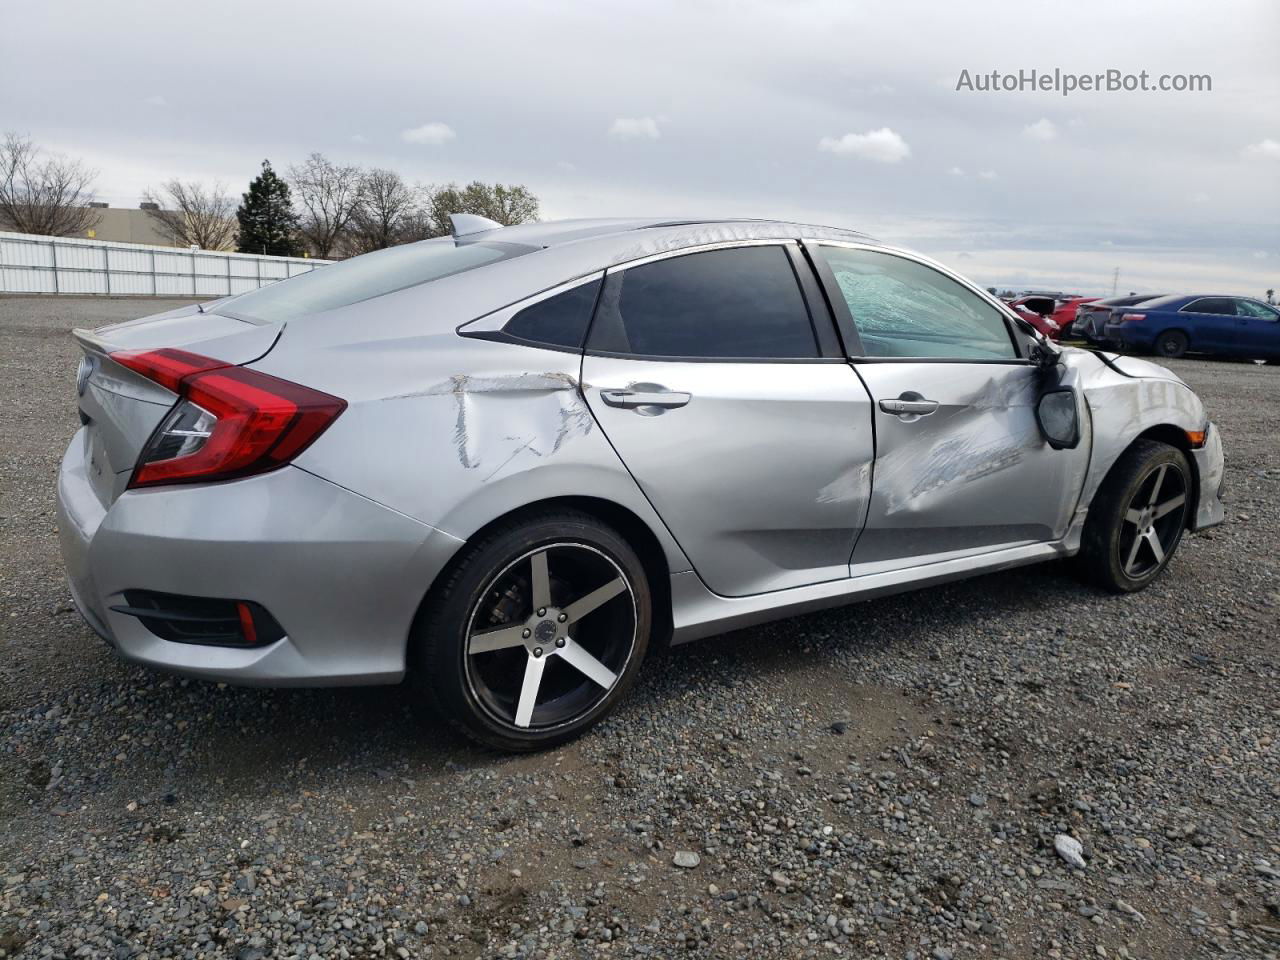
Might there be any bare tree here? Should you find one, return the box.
[0,133,100,236]
[422,181,539,237]
[142,180,236,250]
[288,153,364,258]
[345,168,421,254]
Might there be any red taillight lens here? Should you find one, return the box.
[1117,313,1147,324]
[113,349,346,489]
[113,348,229,391]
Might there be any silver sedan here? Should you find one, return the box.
[56,217,1225,750]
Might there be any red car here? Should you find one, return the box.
[1008,295,1100,341]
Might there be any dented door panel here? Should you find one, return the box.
[851,362,1091,570]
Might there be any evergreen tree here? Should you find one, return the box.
[236,160,299,256]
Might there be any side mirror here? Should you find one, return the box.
[1036,388,1080,449]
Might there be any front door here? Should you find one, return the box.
[1234,298,1280,358]
[580,243,875,597]
[806,242,1091,572]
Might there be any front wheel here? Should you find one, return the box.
[412,510,650,751]
[1078,440,1190,592]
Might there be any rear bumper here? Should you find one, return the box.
[1102,323,1150,349]
[56,428,464,686]
[1190,421,1226,531]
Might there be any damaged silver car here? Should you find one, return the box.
[56,216,1225,750]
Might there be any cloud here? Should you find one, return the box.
[818,127,911,163]
[555,160,577,172]
[1253,250,1269,260]
[350,133,368,144]
[978,170,998,180]
[609,117,661,140]
[1243,138,1280,160]
[948,166,965,176]
[401,122,456,145]
[143,95,166,107]
[1023,118,1057,141]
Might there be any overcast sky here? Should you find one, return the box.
[4,0,1277,294]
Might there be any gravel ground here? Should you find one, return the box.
[1,295,1277,960]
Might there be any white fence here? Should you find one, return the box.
[0,231,331,297]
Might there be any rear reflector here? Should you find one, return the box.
[110,590,285,648]
[111,349,346,488]
[1185,429,1207,448]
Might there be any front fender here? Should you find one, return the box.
[1071,350,1211,516]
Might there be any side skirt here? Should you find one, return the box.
[669,539,1072,645]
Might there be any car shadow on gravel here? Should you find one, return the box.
[18,558,1100,803]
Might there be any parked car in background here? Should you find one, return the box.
[1008,294,1099,341]
[1073,294,1167,344]
[1104,294,1280,359]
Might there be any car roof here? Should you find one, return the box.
[465,217,881,250]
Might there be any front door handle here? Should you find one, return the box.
[879,397,939,416]
[601,388,692,410]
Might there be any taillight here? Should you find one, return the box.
[1117,313,1147,324]
[111,349,346,489]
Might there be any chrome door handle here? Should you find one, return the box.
[879,398,939,416]
[600,389,692,409]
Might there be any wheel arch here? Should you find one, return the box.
[407,496,676,674]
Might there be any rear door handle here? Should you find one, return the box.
[601,389,692,409]
[879,398,939,416]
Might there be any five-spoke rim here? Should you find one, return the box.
[463,543,636,732]
[1119,462,1187,579]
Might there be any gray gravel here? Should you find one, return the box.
[2,295,1278,959]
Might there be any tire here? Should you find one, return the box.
[1154,330,1189,358]
[1078,440,1191,593]
[411,509,651,751]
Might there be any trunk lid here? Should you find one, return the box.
[72,306,283,506]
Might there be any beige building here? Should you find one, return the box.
[1,204,235,249]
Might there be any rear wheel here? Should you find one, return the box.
[1154,330,1189,358]
[412,510,650,751]
[1079,440,1190,592]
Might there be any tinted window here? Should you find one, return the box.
[1183,298,1236,315]
[503,279,601,349]
[815,247,1017,359]
[224,239,528,324]
[1236,299,1279,320]
[587,246,819,359]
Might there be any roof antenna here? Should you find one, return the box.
[449,214,503,238]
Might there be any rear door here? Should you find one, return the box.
[1178,297,1237,354]
[806,243,1091,572]
[580,242,874,597]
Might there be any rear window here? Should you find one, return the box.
[222,239,530,324]
[1133,295,1187,310]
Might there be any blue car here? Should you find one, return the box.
[1104,294,1280,360]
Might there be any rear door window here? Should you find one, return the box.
[1183,298,1237,316]
[587,245,820,359]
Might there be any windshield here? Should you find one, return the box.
[221,239,531,324]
